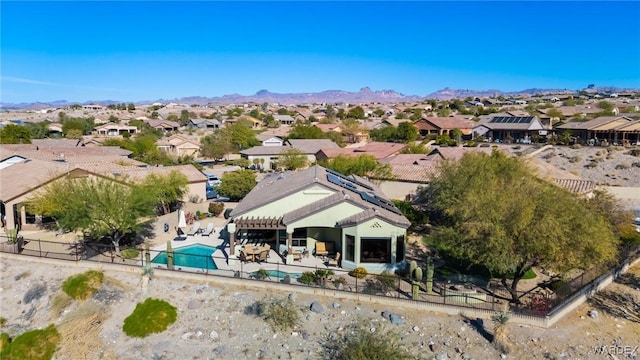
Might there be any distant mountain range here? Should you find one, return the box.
[1,86,637,110]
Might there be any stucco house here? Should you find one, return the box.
[414,117,475,138]
[93,123,138,137]
[226,165,410,273]
[239,139,339,170]
[188,118,221,130]
[0,143,208,232]
[473,116,547,143]
[555,116,640,145]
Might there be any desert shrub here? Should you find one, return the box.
[252,298,300,333]
[62,270,104,300]
[349,267,368,279]
[0,318,6,328]
[0,332,9,352]
[362,271,398,295]
[479,143,490,147]
[626,148,640,157]
[332,276,348,288]
[251,268,270,280]
[208,202,224,216]
[595,150,603,156]
[568,156,581,163]
[321,322,411,360]
[0,324,60,360]
[121,247,139,259]
[465,140,477,147]
[299,270,334,286]
[299,272,315,285]
[584,161,598,169]
[50,293,73,316]
[512,145,521,150]
[633,162,640,168]
[123,298,177,338]
[615,162,632,169]
[188,194,201,203]
[570,144,582,149]
[542,152,555,160]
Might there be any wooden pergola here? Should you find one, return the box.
[233,216,284,230]
[229,216,285,257]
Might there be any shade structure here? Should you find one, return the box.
[178,210,187,229]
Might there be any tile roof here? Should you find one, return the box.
[317,141,407,160]
[230,165,410,228]
[0,159,71,201]
[556,116,634,131]
[420,117,475,130]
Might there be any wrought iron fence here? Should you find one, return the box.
[2,234,637,319]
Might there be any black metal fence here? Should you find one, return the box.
[2,235,638,319]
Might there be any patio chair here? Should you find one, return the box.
[187,222,201,236]
[263,244,271,258]
[289,247,302,262]
[315,242,328,256]
[201,223,215,236]
[256,250,268,263]
[239,250,250,264]
[326,252,340,267]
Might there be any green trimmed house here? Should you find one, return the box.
[227,165,410,273]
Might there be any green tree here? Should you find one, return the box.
[179,110,190,126]
[263,114,278,128]
[62,117,94,136]
[396,121,418,142]
[341,118,365,143]
[370,126,397,142]
[400,143,430,154]
[325,105,336,120]
[287,124,325,139]
[216,170,257,201]
[28,177,157,256]
[545,108,565,120]
[348,106,365,119]
[200,130,233,160]
[277,148,308,170]
[26,122,49,139]
[418,151,619,303]
[140,171,189,215]
[249,109,261,119]
[587,190,640,252]
[0,124,32,144]
[65,129,84,140]
[108,115,120,123]
[226,122,260,151]
[319,154,393,180]
[127,103,136,111]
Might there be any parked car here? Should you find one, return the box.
[206,185,217,200]
[206,174,222,187]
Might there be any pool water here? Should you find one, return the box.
[152,244,218,270]
[252,269,301,279]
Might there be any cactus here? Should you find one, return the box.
[414,267,423,282]
[166,241,174,270]
[4,228,18,245]
[409,260,417,279]
[144,240,151,265]
[426,256,434,294]
[412,281,420,300]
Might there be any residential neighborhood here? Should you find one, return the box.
[1,87,640,360]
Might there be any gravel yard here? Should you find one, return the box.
[1,255,638,360]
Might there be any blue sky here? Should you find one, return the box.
[1,1,639,103]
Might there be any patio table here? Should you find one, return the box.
[243,246,266,262]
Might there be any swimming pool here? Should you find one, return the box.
[251,269,301,279]
[151,244,218,270]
